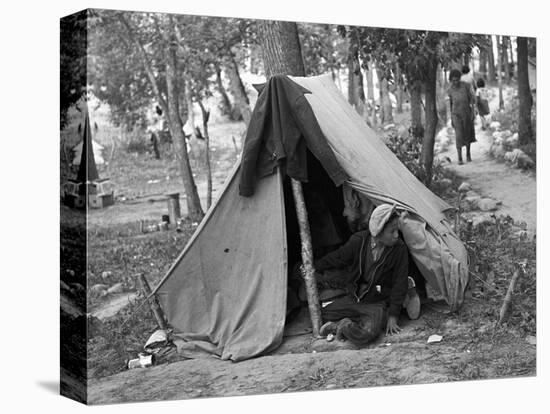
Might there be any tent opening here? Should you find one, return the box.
[283,150,426,323]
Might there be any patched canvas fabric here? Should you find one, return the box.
[155,167,288,361]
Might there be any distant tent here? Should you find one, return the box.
[72,139,104,166]
[63,112,113,209]
[153,74,469,362]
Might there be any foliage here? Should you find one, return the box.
[337,27,477,81]
[299,24,347,76]
[87,220,197,378]
[384,129,453,192]
[461,217,536,336]
[125,138,151,155]
[490,91,536,164]
[60,10,88,128]
[88,11,256,130]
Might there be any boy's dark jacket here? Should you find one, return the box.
[314,229,409,317]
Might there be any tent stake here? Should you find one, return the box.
[290,178,322,337]
[138,274,168,331]
[497,264,523,325]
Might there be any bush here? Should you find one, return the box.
[126,138,150,155]
[384,128,456,196]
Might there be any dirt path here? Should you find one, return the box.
[436,90,536,232]
[91,293,138,320]
[88,305,535,404]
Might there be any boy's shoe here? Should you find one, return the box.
[404,276,421,320]
[319,321,338,337]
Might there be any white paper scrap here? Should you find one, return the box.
[427,334,443,343]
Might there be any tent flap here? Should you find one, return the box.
[156,167,288,361]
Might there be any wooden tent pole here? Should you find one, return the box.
[290,178,322,337]
[138,274,168,331]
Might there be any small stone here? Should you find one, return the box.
[525,336,536,346]
[501,130,513,139]
[438,178,452,188]
[489,121,501,130]
[107,282,124,294]
[506,134,519,148]
[471,213,494,228]
[478,198,499,212]
[464,195,481,208]
[491,144,506,159]
[397,125,408,138]
[458,182,471,192]
[90,284,109,294]
[101,271,113,280]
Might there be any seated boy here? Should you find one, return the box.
[314,204,420,346]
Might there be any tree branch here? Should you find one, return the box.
[117,13,170,123]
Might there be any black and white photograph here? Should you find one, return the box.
[3,1,547,413]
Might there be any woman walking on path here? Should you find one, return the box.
[448,68,476,164]
[475,78,491,130]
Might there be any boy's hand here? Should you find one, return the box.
[385,315,401,335]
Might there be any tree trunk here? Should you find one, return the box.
[165,34,204,221]
[497,35,505,110]
[347,52,366,116]
[517,37,533,146]
[436,64,447,125]
[395,63,404,114]
[410,79,423,138]
[215,64,234,119]
[258,20,321,337]
[509,36,517,79]
[503,36,511,83]
[378,73,393,124]
[184,77,197,141]
[479,47,488,79]
[366,60,377,127]
[197,100,213,209]
[258,20,305,77]
[487,35,496,83]
[224,52,252,126]
[421,61,438,187]
[119,15,203,220]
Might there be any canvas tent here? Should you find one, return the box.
[72,139,104,166]
[153,74,469,362]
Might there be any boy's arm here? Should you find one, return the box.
[314,233,362,271]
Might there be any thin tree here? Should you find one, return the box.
[487,35,496,83]
[503,36,511,83]
[409,79,423,138]
[118,13,204,220]
[366,60,377,126]
[496,35,505,110]
[395,62,404,114]
[377,67,394,125]
[517,37,533,145]
[257,20,322,337]
[508,36,516,79]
